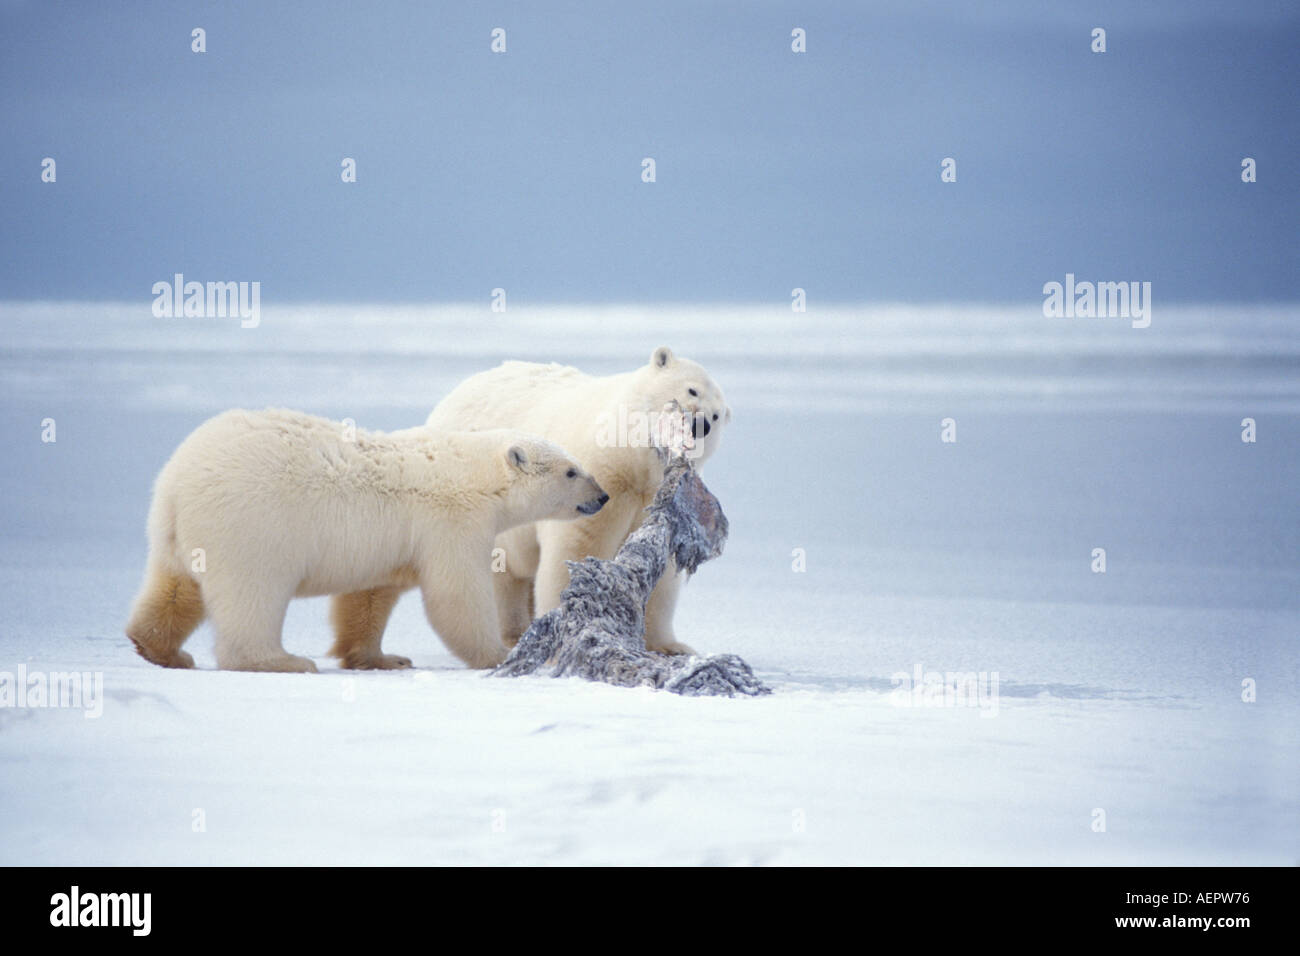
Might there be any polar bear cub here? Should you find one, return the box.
[125,408,606,673]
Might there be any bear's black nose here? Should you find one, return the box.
[692,416,711,439]
[598,493,610,506]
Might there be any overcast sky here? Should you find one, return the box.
[2,0,1296,304]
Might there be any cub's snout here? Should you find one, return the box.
[578,482,609,515]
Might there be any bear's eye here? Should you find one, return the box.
[688,388,698,397]
[566,468,577,479]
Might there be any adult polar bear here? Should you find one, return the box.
[126,409,607,672]
[429,346,729,655]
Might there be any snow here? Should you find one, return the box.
[1,300,1296,865]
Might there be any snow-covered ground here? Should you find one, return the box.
[1,301,1296,865]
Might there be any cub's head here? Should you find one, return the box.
[641,346,731,464]
[503,436,607,523]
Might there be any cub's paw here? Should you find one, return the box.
[228,654,318,673]
[341,652,413,671]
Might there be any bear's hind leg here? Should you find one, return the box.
[125,565,204,669]
[328,587,410,669]
[203,574,316,673]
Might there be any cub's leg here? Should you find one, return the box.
[125,563,204,669]
[643,564,696,656]
[419,565,507,669]
[328,587,411,669]
[495,572,534,649]
[202,572,316,673]
[492,524,540,647]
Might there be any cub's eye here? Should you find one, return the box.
[688,388,698,397]
[566,469,577,478]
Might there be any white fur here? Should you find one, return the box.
[426,346,730,654]
[126,408,604,671]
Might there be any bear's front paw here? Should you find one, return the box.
[341,652,413,671]
[647,640,697,657]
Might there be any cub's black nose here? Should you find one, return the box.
[598,493,610,506]
[692,415,711,439]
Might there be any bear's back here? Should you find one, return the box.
[429,360,596,429]
[160,410,521,534]
[492,360,592,398]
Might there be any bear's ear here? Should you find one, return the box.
[507,445,529,471]
[651,346,675,369]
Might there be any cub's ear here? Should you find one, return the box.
[507,445,529,471]
[651,346,675,369]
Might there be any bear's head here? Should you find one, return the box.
[502,435,608,524]
[641,346,731,464]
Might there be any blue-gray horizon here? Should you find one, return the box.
[1,0,1296,302]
